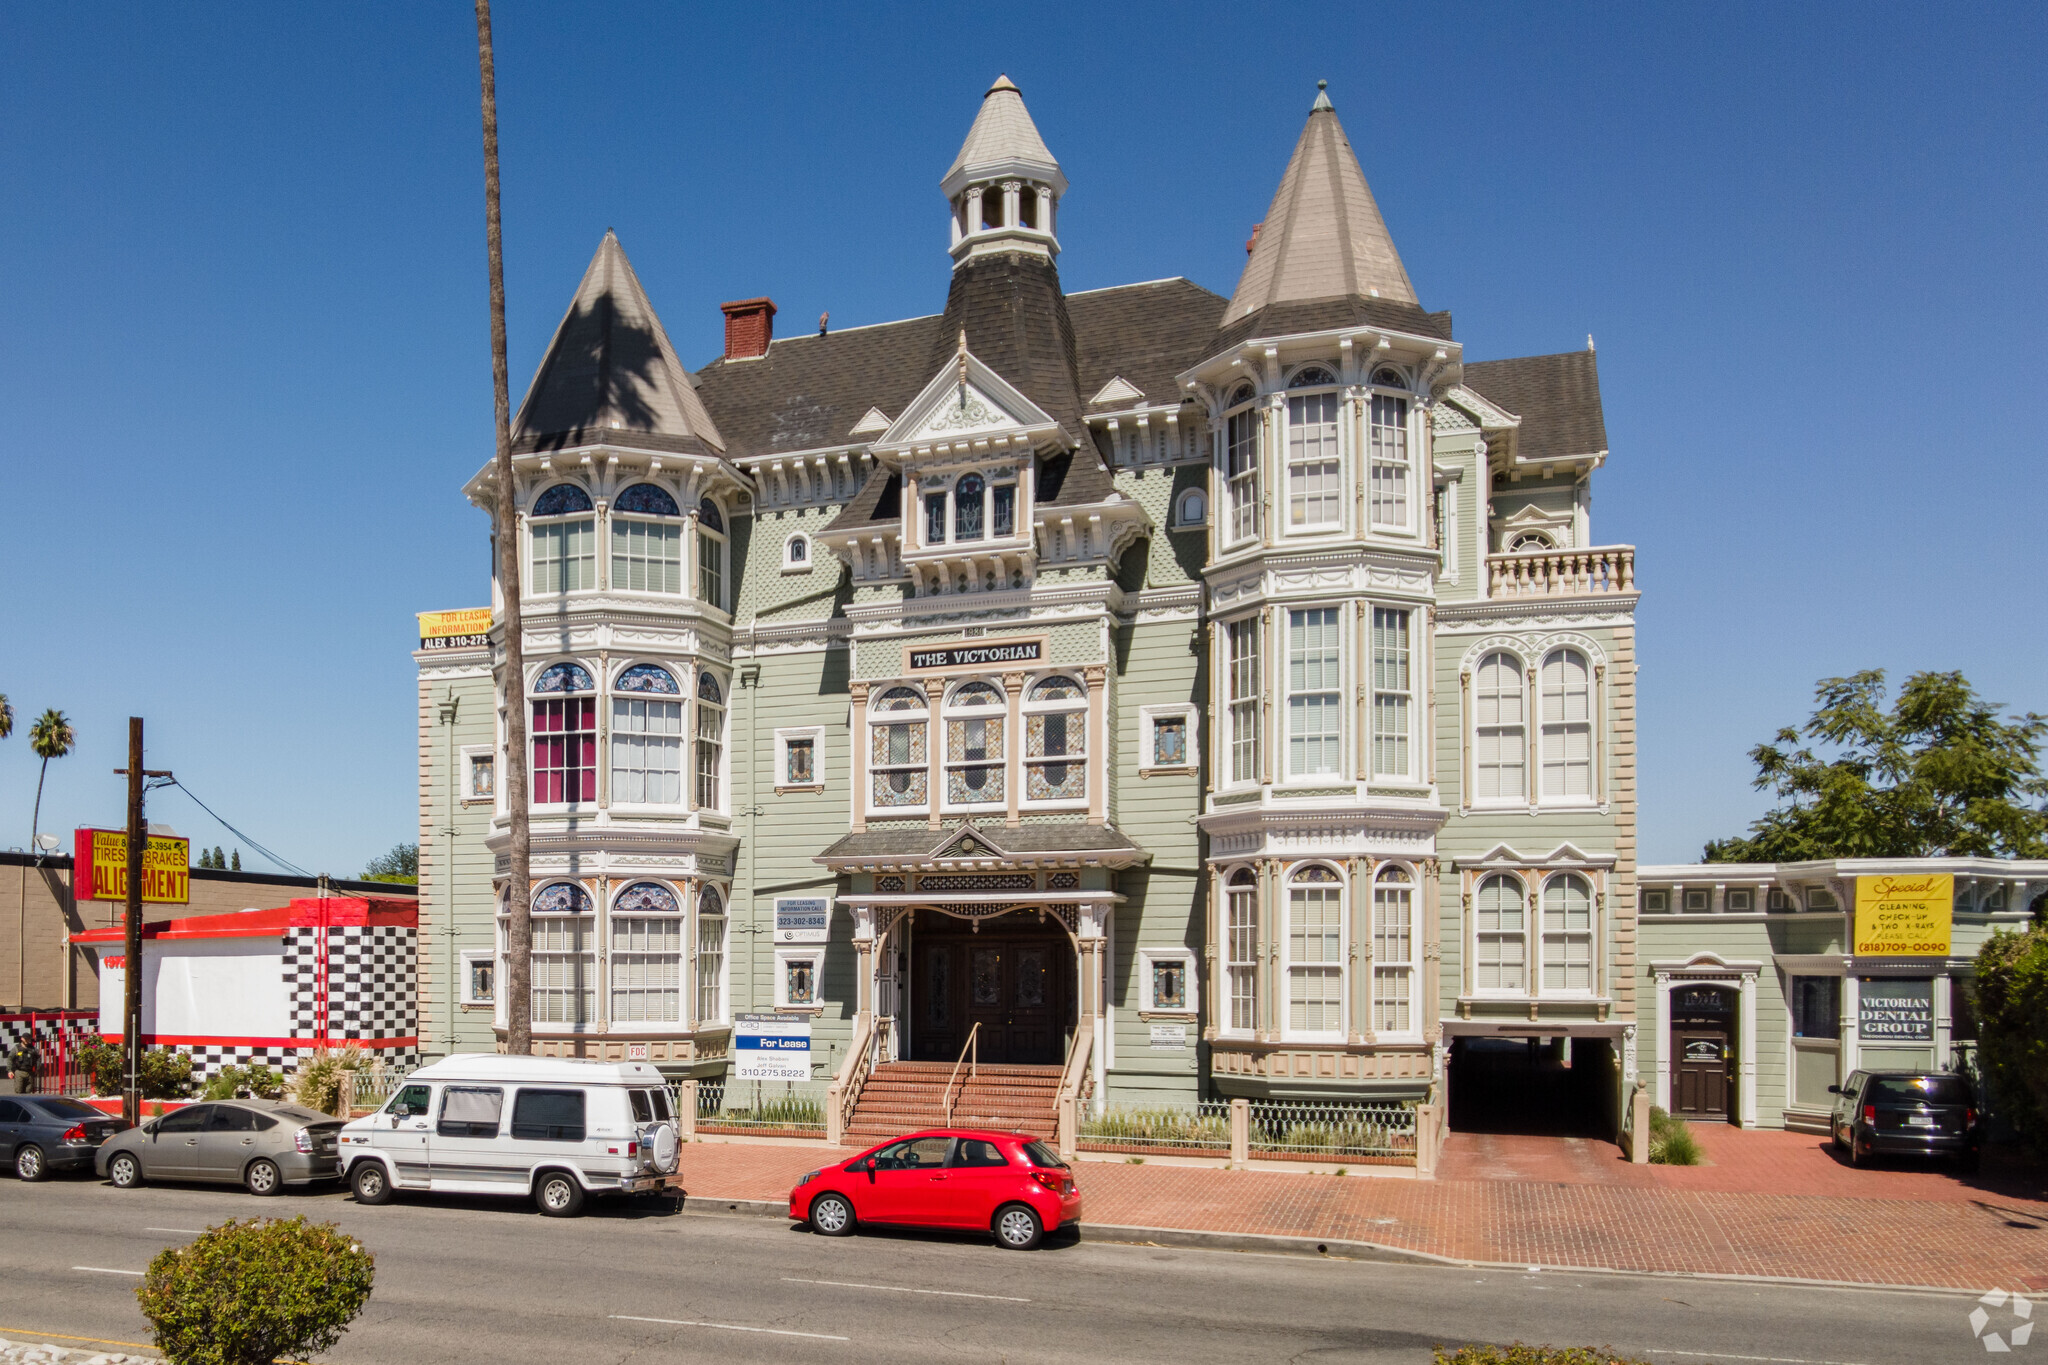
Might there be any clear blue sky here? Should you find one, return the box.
[2,3,2043,877]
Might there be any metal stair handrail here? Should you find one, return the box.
[942,1022,981,1125]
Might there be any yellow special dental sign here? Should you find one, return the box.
[1852,873,1953,957]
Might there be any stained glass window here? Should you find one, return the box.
[616,664,679,694]
[614,483,680,517]
[532,483,594,517]
[534,663,595,694]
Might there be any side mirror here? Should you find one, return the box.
[1826,1085,1841,1095]
[389,1112,403,1128]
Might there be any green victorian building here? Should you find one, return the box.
[413,76,1645,1143]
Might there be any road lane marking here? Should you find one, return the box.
[1649,1352,1874,1365]
[0,1326,155,1351]
[146,1227,206,1235]
[611,1314,849,1342]
[781,1276,1029,1303]
[72,1267,144,1277]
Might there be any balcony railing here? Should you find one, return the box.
[1487,545,1635,599]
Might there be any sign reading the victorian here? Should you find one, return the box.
[1852,873,1953,957]
[418,607,492,651]
[904,637,1044,672]
[73,828,190,904]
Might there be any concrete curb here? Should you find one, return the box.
[673,1192,1997,1297]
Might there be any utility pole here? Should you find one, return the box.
[115,718,172,1127]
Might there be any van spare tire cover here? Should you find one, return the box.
[650,1123,680,1174]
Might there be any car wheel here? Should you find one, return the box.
[15,1145,47,1182]
[350,1162,394,1206]
[993,1203,1043,1251]
[535,1171,585,1218]
[244,1158,283,1196]
[809,1192,856,1237]
[1848,1136,1868,1168]
[108,1151,143,1189]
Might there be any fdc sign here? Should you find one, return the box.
[732,1013,812,1081]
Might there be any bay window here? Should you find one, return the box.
[1023,675,1087,803]
[610,483,682,593]
[1286,864,1345,1035]
[1286,607,1342,778]
[1225,617,1262,785]
[611,664,682,805]
[1371,607,1412,779]
[529,483,595,593]
[531,662,596,805]
[1367,375,1410,530]
[1225,385,1259,544]
[609,882,682,1023]
[1226,868,1259,1031]
[694,886,727,1023]
[693,671,726,810]
[1373,864,1415,1034]
[1475,874,1527,992]
[869,686,929,810]
[943,680,1005,807]
[1285,368,1340,529]
[1541,873,1595,993]
[696,498,727,609]
[1539,648,1594,800]
[529,882,596,1026]
[1473,651,1527,803]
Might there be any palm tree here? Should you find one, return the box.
[476,0,532,1054]
[29,709,75,854]
[0,693,12,740]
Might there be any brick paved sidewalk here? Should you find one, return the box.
[675,1127,2048,1292]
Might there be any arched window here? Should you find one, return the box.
[611,882,681,1023]
[1542,874,1594,993]
[529,882,596,1025]
[1174,486,1207,528]
[696,498,727,610]
[694,671,725,809]
[1225,386,1260,543]
[1475,874,1527,992]
[1509,531,1555,552]
[1024,676,1087,803]
[696,885,727,1023]
[612,483,683,594]
[1370,366,1407,390]
[1226,868,1259,1031]
[955,472,985,541]
[1368,389,1410,530]
[943,681,1005,808]
[1287,864,1344,1034]
[531,663,596,804]
[869,687,929,810]
[784,533,809,569]
[1286,368,1340,529]
[1540,649,1593,800]
[530,484,595,593]
[1373,864,1415,1033]
[1474,651,1526,803]
[612,665,682,806]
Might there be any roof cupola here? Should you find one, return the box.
[943,74,1067,266]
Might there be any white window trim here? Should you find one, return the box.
[693,674,729,814]
[1020,675,1089,811]
[609,677,688,810]
[1536,648,1598,809]
[1138,947,1197,1016]
[1222,616,1262,790]
[1281,605,1346,786]
[460,745,495,806]
[1369,864,1423,1042]
[1536,872,1599,999]
[609,506,685,596]
[1222,394,1262,548]
[1365,383,1417,538]
[1434,467,1462,582]
[941,680,1009,814]
[1281,864,1348,1042]
[1470,872,1532,999]
[1221,871,1260,1039]
[1172,485,1207,529]
[1139,703,1198,775]
[527,665,599,813]
[865,687,931,818]
[1470,650,1531,811]
[781,532,813,573]
[527,495,598,596]
[607,891,687,1030]
[773,945,828,1014]
[693,892,731,1026]
[460,948,496,1006]
[1281,379,1344,537]
[774,725,826,793]
[1368,604,1416,784]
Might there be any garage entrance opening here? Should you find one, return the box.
[903,908,1075,1066]
[1448,1035,1617,1139]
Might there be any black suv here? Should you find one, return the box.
[1829,1070,1979,1173]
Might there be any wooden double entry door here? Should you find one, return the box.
[1670,984,1736,1120]
[908,910,1073,1065]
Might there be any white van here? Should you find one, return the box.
[337,1054,681,1217]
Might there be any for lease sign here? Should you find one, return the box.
[1853,873,1953,957]
[73,828,189,904]
[732,1012,812,1081]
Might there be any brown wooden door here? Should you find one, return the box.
[911,919,1069,1065]
[1672,1028,1731,1118]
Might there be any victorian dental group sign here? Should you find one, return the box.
[1853,873,1953,957]
[73,828,189,904]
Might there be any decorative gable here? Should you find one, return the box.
[850,407,892,436]
[1087,375,1143,406]
[877,342,1061,452]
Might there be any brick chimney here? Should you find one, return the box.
[1245,222,1262,256]
[720,297,777,360]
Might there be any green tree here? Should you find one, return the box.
[1975,924,2048,1154]
[231,847,240,871]
[361,842,418,884]
[1704,670,2048,862]
[28,709,75,854]
[0,693,12,740]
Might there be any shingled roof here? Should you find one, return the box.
[816,820,1148,866]
[1463,351,1608,462]
[511,231,725,457]
[946,74,1061,186]
[693,314,943,458]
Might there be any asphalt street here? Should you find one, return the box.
[0,1173,2006,1364]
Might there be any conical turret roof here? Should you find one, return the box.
[1224,82,1418,325]
[512,230,724,455]
[944,74,1064,191]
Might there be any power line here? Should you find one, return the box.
[162,780,314,878]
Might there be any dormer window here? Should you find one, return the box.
[992,481,1016,536]
[925,491,947,544]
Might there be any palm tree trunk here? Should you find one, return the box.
[31,757,48,852]
[476,0,531,1056]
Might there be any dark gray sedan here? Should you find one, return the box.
[96,1100,344,1195]
[0,1095,129,1179]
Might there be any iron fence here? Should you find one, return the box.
[682,1079,827,1135]
[1077,1101,1232,1154]
[1246,1099,1416,1159]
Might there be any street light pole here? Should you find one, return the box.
[122,719,143,1126]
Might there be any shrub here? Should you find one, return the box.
[1646,1106,1702,1166]
[201,1065,283,1102]
[1079,1106,1230,1148]
[76,1040,195,1099]
[1436,1348,1654,1365]
[289,1044,375,1116]
[1977,925,2048,1155]
[137,1216,375,1365]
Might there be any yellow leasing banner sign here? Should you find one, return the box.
[418,607,492,651]
[73,828,190,904]
[1853,873,1953,957]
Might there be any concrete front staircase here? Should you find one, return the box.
[843,1061,1063,1146]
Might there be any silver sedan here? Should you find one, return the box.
[96,1099,344,1195]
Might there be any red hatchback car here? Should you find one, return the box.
[790,1129,1080,1250]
